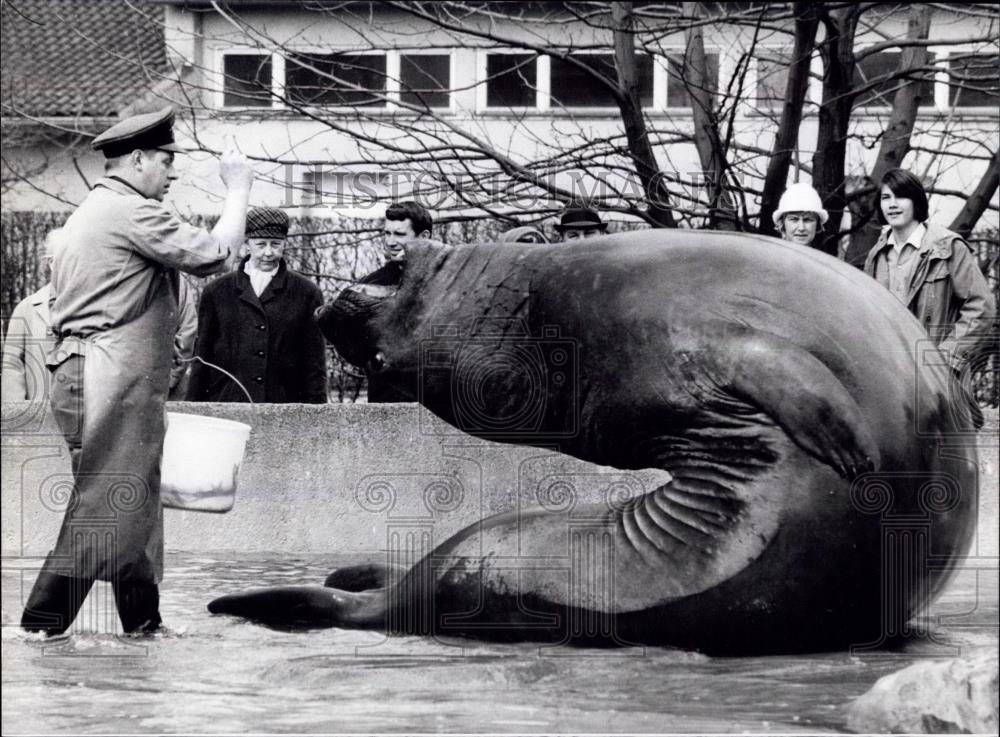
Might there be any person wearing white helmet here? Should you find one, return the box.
[772,183,828,247]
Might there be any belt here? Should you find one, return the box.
[47,335,89,368]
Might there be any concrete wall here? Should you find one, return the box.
[1,401,665,559]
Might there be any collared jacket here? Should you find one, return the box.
[188,257,328,403]
[1,284,53,400]
[2,280,197,402]
[864,222,996,369]
[46,175,231,583]
[168,275,198,399]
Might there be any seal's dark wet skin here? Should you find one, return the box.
[323,563,406,592]
[213,232,979,654]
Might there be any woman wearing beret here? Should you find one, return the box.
[188,207,328,403]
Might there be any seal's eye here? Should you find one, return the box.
[369,352,387,373]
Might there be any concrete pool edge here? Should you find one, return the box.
[4,402,996,559]
[3,400,672,556]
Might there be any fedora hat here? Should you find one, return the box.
[554,206,607,233]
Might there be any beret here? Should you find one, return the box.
[498,226,549,244]
[245,207,290,239]
[91,107,187,159]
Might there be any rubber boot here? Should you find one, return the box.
[21,563,94,636]
[113,581,162,635]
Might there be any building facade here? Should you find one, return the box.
[2,1,997,231]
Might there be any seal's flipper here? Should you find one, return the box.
[720,334,880,479]
[324,563,408,591]
[208,585,384,629]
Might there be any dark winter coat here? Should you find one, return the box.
[187,258,327,403]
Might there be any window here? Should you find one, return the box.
[486,53,537,107]
[550,53,654,108]
[400,54,451,108]
[666,52,719,108]
[948,54,999,108]
[223,54,272,107]
[286,53,387,107]
[854,52,935,107]
[755,51,791,108]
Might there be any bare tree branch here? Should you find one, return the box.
[949,150,1000,238]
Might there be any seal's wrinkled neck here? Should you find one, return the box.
[395,242,536,332]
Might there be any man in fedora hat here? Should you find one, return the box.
[554,205,608,242]
[188,206,328,403]
[20,107,254,637]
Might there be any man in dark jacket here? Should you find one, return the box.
[187,207,327,403]
[349,200,432,402]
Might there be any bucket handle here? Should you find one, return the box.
[181,356,256,405]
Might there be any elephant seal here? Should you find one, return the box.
[209,232,978,654]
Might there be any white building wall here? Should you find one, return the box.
[3,5,996,230]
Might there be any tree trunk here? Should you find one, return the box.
[685,3,738,230]
[611,2,676,228]
[843,5,933,266]
[811,5,863,256]
[949,150,1000,239]
[759,2,819,236]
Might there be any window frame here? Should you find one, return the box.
[394,49,456,112]
[218,47,460,113]
[852,47,940,111]
[844,44,1000,115]
[217,48,281,110]
[752,47,796,112]
[548,51,656,112]
[281,47,391,111]
[659,47,722,113]
[939,47,999,113]
[477,48,685,114]
[478,49,544,111]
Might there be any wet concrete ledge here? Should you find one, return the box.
[3,403,996,561]
[2,401,665,558]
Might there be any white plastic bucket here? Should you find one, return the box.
[160,412,252,513]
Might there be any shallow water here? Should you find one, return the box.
[3,550,996,734]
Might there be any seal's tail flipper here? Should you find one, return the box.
[208,585,385,629]
[324,562,408,591]
[724,334,880,479]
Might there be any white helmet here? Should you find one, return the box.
[773,183,828,226]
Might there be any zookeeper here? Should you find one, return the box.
[20,107,254,636]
